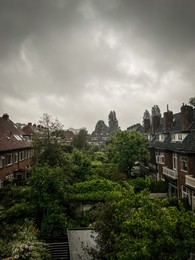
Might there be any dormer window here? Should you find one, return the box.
[157,134,165,142]
[171,133,187,142]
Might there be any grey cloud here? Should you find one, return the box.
[0,0,195,131]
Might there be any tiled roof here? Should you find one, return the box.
[22,124,35,136]
[149,131,195,153]
[64,130,75,141]
[0,116,32,152]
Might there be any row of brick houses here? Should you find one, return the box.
[143,104,195,209]
[0,114,34,187]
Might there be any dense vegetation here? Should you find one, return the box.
[0,114,195,259]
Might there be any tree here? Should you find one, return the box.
[108,111,120,133]
[143,109,150,120]
[94,188,195,260]
[189,97,195,107]
[33,113,65,166]
[7,220,51,260]
[28,165,70,237]
[108,131,149,177]
[94,120,108,133]
[151,105,161,117]
[71,149,91,182]
[71,129,89,150]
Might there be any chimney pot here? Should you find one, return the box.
[2,113,9,120]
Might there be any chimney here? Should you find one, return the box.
[2,113,9,120]
[181,104,193,131]
[164,110,173,132]
[143,118,150,133]
[152,115,160,134]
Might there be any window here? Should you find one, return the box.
[171,134,176,142]
[181,157,188,172]
[0,156,3,168]
[182,186,189,199]
[6,153,13,166]
[19,151,25,161]
[178,133,183,141]
[158,134,165,142]
[173,154,177,170]
[156,152,164,164]
[25,150,27,159]
[15,153,18,163]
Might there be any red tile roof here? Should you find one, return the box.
[0,115,32,152]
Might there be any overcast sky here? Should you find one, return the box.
[0,0,195,132]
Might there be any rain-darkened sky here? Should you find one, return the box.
[0,0,195,132]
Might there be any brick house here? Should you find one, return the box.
[144,104,195,209]
[89,129,109,146]
[63,130,75,145]
[0,114,34,187]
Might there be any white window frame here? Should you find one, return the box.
[181,156,188,172]
[6,153,13,166]
[156,152,165,164]
[19,151,25,161]
[173,154,177,170]
[15,152,18,163]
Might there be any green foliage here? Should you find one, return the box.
[7,220,51,260]
[108,111,120,133]
[28,165,71,237]
[71,149,92,182]
[33,113,65,166]
[94,191,195,259]
[108,131,149,177]
[95,120,108,133]
[69,179,126,202]
[71,129,89,150]
[128,177,151,193]
[149,180,168,193]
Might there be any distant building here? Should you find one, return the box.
[0,114,34,187]
[63,130,75,145]
[68,127,87,135]
[22,122,36,141]
[127,123,144,133]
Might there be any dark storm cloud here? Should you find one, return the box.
[0,0,195,131]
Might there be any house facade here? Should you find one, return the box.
[63,130,75,145]
[0,114,34,187]
[145,104,195,209]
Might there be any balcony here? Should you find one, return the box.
[185,175,195,189]
[162,167,178,180]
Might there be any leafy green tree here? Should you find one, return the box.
[108,131,149,177]
[69,178,125,202]
[95,120,108,133]
[94,188,195,260]
[33,113,65,166]
[28,165,70,237]
[7,220,51,260]
[71,149,91,182]
[108,111,120,133]
[71,129,89,150]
